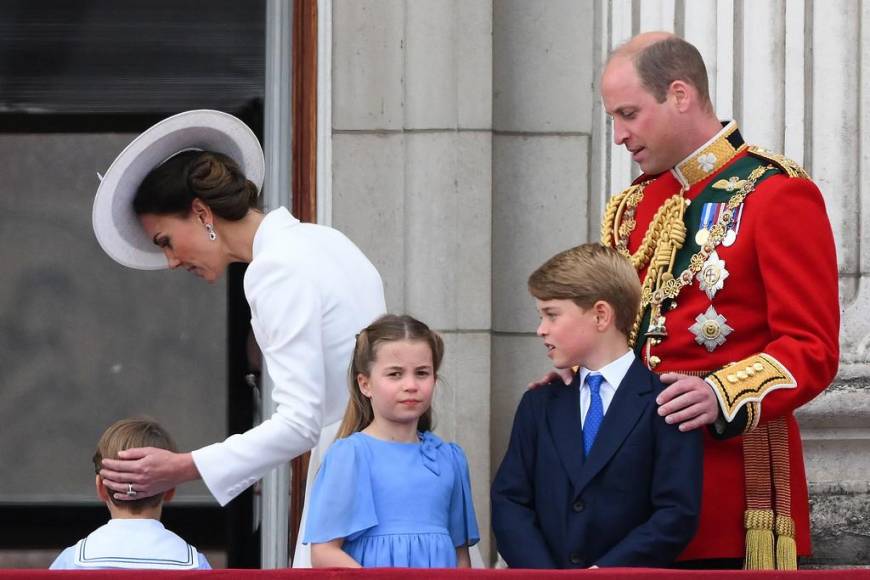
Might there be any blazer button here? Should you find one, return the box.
[570,553,584,566]
[572,500,585,512]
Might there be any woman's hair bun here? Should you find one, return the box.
[134,150,259,220]
[187,152,259,220]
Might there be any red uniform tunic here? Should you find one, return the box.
[602,122,840,563]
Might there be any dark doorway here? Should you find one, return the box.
[0,0,265,568]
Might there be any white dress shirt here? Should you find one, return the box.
[578,350,635,428]
[191,208,386,508]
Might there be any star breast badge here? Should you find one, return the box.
[689,305,733,352]
[696,250,729,299]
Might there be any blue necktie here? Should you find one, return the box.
[583,373,604,457]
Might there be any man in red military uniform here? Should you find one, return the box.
[598,32,839,569]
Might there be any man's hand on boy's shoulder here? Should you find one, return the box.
[527,368,574,389]
[526,369,720,431]
[656,373,719,432]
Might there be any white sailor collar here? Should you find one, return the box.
[73,519,198,570]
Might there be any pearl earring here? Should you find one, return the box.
[205,223,217,241]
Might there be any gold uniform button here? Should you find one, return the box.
[737,371,748,380]
[753,362,764,372]
[727,374,738,383]
[649,355,661,369]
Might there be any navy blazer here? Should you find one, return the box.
[491,357,703,568]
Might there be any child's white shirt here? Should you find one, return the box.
[578,350,635,427]
[49,518,210,570]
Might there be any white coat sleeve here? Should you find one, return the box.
[192,255,326,506]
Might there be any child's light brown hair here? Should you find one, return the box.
[336,314,444,439]
[93,417,177,511]
[528,243,641,337]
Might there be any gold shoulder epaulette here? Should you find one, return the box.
[747,146,810,179]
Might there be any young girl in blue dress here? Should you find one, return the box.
[304,314,479,568]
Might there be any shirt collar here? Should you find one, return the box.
[74,519,198,570]
[579,350,635,391]
[670,120,746,189]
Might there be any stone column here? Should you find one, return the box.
[596,0,870,565]
[490,0,596,563]
[330,0,494,561]
[802,0,867,566]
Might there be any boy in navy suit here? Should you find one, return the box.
[492,243,702,568]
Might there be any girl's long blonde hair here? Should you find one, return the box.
[336,314,444,439]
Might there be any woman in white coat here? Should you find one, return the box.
[91,110,386,566]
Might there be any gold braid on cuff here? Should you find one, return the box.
[705,353,796,424]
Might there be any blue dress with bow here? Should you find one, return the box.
[303,431,480,568]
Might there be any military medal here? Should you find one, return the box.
[695,202,717,246]
[697,250,729,299]
[689,305,733,352]
[704,172,752,247]
[723,204,743,247]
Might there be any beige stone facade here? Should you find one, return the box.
[328,0,870,565]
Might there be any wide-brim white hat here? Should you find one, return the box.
[92,109,265,270]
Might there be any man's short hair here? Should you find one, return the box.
[528,243,641,338]
[93,417,177,511]
[620,36,712,108]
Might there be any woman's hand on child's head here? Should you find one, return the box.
[656,373,719,431]
[99,448,199,501]
[527,368,574,389]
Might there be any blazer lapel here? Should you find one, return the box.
[545,375,586,494]
[574,358,653,495]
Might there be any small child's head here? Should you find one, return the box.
[337,314,445,438]
[93,417,177,514]
[528,243,640,369]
